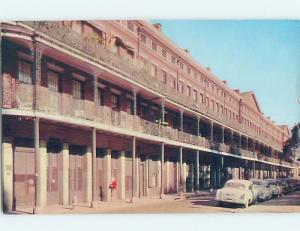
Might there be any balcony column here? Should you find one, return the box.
[33,118,48,213]
[245,137,248,151]
[133,90,137,116]
[216,156,224,188]
[91,128,97,207]
[32,39,43,110]
[210,121,214,141]
[231,130,234,145]
[252,161,256,179]
[252,139,256,153]
[160,143,165,199]
[179,146,183,196]
[161,99,165,123]
[180,110,184,132]
[2,137,13,212]
[197,116,201,137]
[221,126,225,144]
[195,150,200,193]
[238,134,242,149]
[130,136,136,202]
[93,75,98,105]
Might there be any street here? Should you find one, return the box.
[21,190,300,214]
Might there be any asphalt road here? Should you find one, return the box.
[104,191,300,213]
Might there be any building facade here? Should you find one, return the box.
[1,20,298,213]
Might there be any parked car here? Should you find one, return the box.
[251,179,273,201]
[265,179,283,197]
[277,178,294,194]
[291,178,300,191]
[216,179,256,208]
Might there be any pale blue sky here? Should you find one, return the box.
[151,20,300,127]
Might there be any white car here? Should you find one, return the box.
[216,179,256,208]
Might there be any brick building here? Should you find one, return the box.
[1,20,298,213]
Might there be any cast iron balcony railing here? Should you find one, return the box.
[2,21,282,150]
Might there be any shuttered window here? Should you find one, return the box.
[48,71,60,92]
[18,60,32,84]
[72,79,83,99]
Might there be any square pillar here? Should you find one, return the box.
[221,126,224,144]
[179,147,183,196]
[180,110,184,132]
[197,116,201,137]
[39,140,48,208]
[117,150,126,200]
[91,128,97,206]
[210,121,214,141]
[165,159,170,194]
[103,149,112,202]
[160,143,165,198]
[161,100,165,123]
[86,147,92,205]
[183,162,187,193]
[62,143,69,206]
[2,138,13,212]
[131,137,136,202]
[195,150,200,192]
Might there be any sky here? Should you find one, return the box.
[151,20,300,127]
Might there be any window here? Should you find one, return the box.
[140,34,146,44]
[161,70,167,84]
[193,89,197,101]
[187,86,191,97]
[98,88,104,106]
[180,62,184,69]
[194,72,198,79]
[127,21,134,32]
[152,42,157,51]
[72,79,83,99]
[162,49,167,58]
[48,71,60,92]
[151,64,158,77]
[111,94,120,111]
[200,93,204,103]
[126,99,133,115]
[171,76,176,89]
[178,81,184,93]
[171,56,176,64]
[187,68,191,75]
[18,60,32,84]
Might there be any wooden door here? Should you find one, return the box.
[13,138,35,210]
[111,152,118,200]
[69,145,87,204]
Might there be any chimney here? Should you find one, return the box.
[206,66,211,72]
[222,80,227,85]
[153,23,162,31]
[183,48,190,54]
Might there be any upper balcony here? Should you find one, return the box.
[12,21,282,150]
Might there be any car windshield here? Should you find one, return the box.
[225,182,245,189]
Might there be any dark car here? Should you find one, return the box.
[277,178,294,194]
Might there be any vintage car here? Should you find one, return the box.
[251,179,273,201]
[216,179,257,208]
[265,179,283,197]
[277,178,294,194]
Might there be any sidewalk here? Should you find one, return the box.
[8,191,217,215]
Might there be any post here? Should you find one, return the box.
[118,150,126,200]
[179,146,183,196]
[231,130,234,145]
[160,143,165,199]
[133,90,137,116]
[86,146,92,205]
[62,143,69,206]
[161,99,165,123]
[197,116,201,136]
[91,128,97,207]
[93,75,98,105]
[131,137,136,202]
[246,137,248,151]
[34,117,40,212]
[210,121,214,141]
[103,149,112,202]
[195,150,200,193]
[2,137,13,212]
[180,110,183,132]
